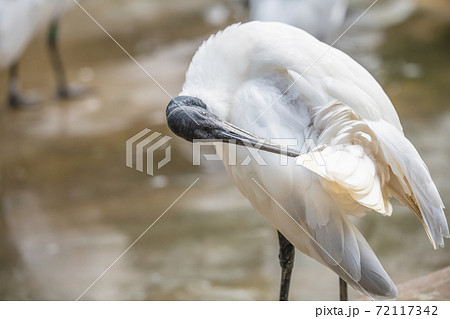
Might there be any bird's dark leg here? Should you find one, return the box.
[48,20,85,99]
[339,277,348,301]
[8,62,21,107]
[7,62,40,108]
[278,230,295,301]
[48,20,67,97]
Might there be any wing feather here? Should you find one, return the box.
[368,121,449,248]
[242,22,449,248]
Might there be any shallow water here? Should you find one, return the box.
[0,0,449,300]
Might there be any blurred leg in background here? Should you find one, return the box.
[47,19,86,99]
[7,62,40,109]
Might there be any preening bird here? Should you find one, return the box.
[166,22,449,300]
[0,0,82,108]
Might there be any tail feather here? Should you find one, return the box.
[330,220,398,299]
[368,121,449,248]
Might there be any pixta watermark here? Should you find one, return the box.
[126,129,172,176]
[192,138,325,167]
[126,129,325,175]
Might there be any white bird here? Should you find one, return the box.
[246,0,416,74]
[248,0,349,44]
[166,22,449,300]
[247,0,415,42]
[0,0,82,108]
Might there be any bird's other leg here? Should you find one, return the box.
[48,20,85,99]
[7,62,40,108]
[339,277,348,301]
[278,230,295,301]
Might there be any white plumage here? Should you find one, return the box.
[248,0,349,43]
[180,22,449,298]
[247,0,416,73]
[247,0,416,43]
[0,0,73,68]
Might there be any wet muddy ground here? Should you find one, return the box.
[0,0,449,300]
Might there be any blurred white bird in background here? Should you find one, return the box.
[248,0,349,44]
[0,0,84,108]
[246,0,416,74]
[167,21,449,300]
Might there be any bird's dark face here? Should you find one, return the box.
[166,96,301,157]
[166,96,220,142]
